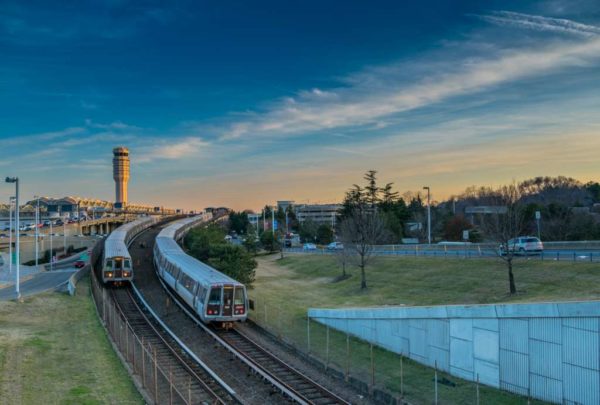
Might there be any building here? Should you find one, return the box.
[465,205,508,225]
[295,204,341,227]
[248,213,260,228]
[113,146,130,208]
[277,200,294,212]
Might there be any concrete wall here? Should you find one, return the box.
[308,301,600,404]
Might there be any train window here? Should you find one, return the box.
[105,259,113,269]
[197,285,206,300]
[115,258,123,270]
[234,287,245,305]
[124,260,131,269]
[208,287,221,305]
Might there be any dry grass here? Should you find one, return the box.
[0,276,142,404]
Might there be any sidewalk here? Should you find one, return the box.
[0,252,44,287]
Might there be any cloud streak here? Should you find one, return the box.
[474,11,600,37]
[217,28,600,141]
[138,137,209,163]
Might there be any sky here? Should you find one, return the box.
[1,0,600,211]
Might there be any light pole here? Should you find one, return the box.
[5,177,20,299]
[63,219,66,255]
[50,220,53,271]
[34,195,40,268]
[271,207,275,236]
[423,186,431,245]
[8,196,14,275]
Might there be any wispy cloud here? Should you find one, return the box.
[217,31,600,141]
[473,11,600,37]
[138,137,209,163]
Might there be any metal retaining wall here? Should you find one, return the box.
[308,301,600,404]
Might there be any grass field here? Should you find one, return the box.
[0,277,142,404]
[247,254,598,404]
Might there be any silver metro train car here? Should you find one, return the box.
[102,216,160,284]
[153,214,248,325]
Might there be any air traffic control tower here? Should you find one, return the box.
[113,146,130,208]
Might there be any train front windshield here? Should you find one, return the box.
[105,257,132,278]
[234,287,245,315]
[207,287,221,316]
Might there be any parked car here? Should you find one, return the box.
[0,233,8,238]
[73,260,86,269]
[327,242,344,250]
[499,236,544,255]
[303,243,317,251]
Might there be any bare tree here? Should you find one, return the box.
[339,208,387,289]
[334,246,352,281]
[478,183,527,294]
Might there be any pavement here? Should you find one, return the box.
[0,252,77,301]
[0,270,76,301]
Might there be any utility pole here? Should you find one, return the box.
[423,186,431,245]
[272,207,275,236]
[35,196,40,268]
[9,196,14,275]
[50,220,54,271]
[5,177,20,299]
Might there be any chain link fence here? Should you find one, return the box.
[249,296,546,405]
[90,272,207,404]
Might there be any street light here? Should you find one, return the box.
[423,186,431,245]
[5,177,20,300]
[34,195,40,268]
[50,219,54,271]
[8,196,15,275]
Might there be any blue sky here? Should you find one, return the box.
[1,0,600,210]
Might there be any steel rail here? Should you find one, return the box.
[155,276,350,405]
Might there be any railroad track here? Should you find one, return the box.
[109,286,239,404]
[154,279,351,405]
[214,327,351,405]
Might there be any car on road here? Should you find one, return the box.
[303,243,317,251]
[327,242,344,250]
[0,233,8,238]
[499,236,544,255]
[73,260,85,269]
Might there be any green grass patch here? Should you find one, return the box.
[247,254,594,404]
[0,276,142,404]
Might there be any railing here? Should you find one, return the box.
[284,240,600,263]
[89,255,212,404]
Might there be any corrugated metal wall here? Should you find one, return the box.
[309,302,600,405]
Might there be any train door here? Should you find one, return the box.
[222,285,234,316]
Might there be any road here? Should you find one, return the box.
[0,269,76,301]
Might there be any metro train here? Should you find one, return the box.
[102,216,161,284]
[153,213,249,325]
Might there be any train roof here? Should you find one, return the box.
[104,216,158,259]
[156,215,241,287]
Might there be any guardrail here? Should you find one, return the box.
[285,241,600,263]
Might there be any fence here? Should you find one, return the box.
[248,295,545,404]
[90,272,207,404]
[285,241,600,263]
[308,302,600,405]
